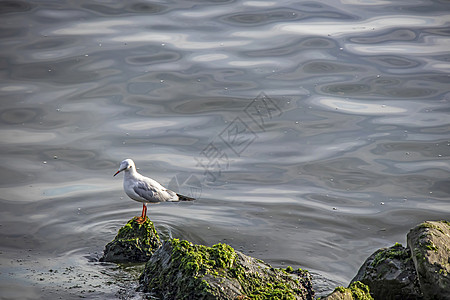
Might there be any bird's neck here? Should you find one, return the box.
[124,168,139,179]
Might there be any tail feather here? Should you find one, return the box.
[177,193,195,201]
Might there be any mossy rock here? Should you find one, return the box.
[350,243,421,299]
[323,282,373,300]
[407,220,450,300]
[100,217,162,263]
[139,239,315,299]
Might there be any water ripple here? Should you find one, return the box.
[1,1,449,297]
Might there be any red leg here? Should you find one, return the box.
[137,203,147,224]
[142,203,147,219]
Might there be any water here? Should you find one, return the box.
[1,0,449,298]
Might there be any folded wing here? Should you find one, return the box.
[133,180,178,202]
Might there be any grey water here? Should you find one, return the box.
[0,0,449,299]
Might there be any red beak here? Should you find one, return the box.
[113,170,121,177]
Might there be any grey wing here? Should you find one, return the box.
[133,181,178,203]
[133,181,159,202]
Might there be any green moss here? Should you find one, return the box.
[170,239,236,277]
[333,282,373,300]
[153,239,239,299]
[438,268,449,276]
[231,263,299,299]
[295,268,308,275]
[424,240,438,252]
[334,286,346,293]
[144,239,309,299]
[348,281,373,300]
[371,244,409,267]
[118,217,161,250]
[418,222,444,234]
[414,247,424,261]
[285,266,294,273]
[120,217,159,239]
[101,217,161,262]
[439,220,450,228]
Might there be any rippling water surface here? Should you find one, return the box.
[1,0,449,298]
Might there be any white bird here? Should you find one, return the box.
[113,159,194,223]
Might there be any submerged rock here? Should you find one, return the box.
[350,243,421,299]
[323,281,373,300]
[407,220,450,300]
[100,217,162,263]
[139,239,315,300]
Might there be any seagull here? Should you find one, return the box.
[113,159,194,223]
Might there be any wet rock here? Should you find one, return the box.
[139,239,315,300]
[407,220,450,300]
[323,281,373,300]
[350,243,422,299]
[347,220,450,300]
[100,217,162,263]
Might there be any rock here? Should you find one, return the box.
[100,217,162,263]
[348,220,450,300]
[139,239,315,300]
[99,217,449,299]
[350,243,422,299]
[323,281,373,300]
[407,220,450,300]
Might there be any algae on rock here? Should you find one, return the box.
[100,217,162,263]
[347,220,450,300]
[323,281,373,300]
[100,216,450,300]
[350,243,421,299]
[139,239,315,300]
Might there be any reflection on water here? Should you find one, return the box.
[1,0,449,298]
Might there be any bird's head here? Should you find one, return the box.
[113,159,135,176]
